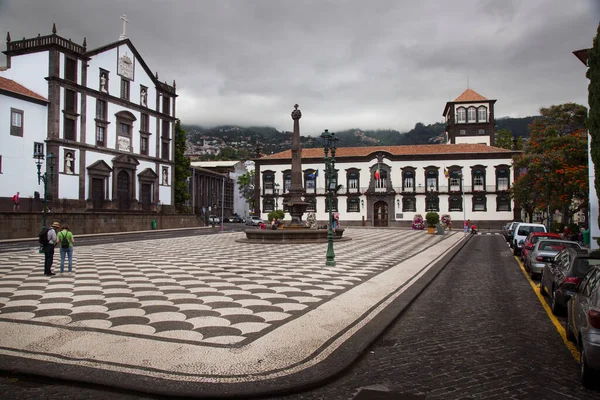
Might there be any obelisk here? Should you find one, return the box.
[283,104,309,227]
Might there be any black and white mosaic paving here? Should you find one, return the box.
[0,229,446,347]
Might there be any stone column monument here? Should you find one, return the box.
[283,104,309,227]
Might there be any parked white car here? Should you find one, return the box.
[245,216,263,226]
[208,215,221,224]
[511,222,547,256]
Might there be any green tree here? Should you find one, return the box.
[588,23,600,234]
[237,170,256,212]
[174,120,191,212]
[495,129,514,149]
[512,104,588,224]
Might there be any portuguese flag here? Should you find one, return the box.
[374,165,380,180]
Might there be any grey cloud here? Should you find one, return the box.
[0,0,598,135]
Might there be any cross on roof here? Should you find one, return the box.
[119,14,129,40]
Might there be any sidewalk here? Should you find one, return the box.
[0,228,468,398]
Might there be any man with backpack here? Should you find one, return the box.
[39,221,60,276]
[57,224,75,274]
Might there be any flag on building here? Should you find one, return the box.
[444,168,449,179]
[308,169,319,179]
[374,165,380,180]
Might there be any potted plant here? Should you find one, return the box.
[425,212,440,234]
[441,214,452,230]
[412,214,425,230]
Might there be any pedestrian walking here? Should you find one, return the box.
[57,223,75,274]
[12,191,19,211]
[464,219,470,234]
[43,222,60,276]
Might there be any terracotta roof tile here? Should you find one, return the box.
[454,88,488,102]
[260,143,513,160]
[0,76,48,102]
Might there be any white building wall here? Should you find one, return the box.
[260,156,513,225]
[1,52,49,97]
[0,94,47,200]
[454,136,491,145]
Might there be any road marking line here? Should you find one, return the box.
[515,256,580,362]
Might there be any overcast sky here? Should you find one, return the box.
[1,0,598,136]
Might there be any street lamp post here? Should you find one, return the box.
[34,150,54,251]
[274,183,280,211]
[320,129,338,267]
[544,168,551,231]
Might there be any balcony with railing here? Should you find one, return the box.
[7,33,86,54]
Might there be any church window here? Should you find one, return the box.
[467,107,477,123]
[65,57,77,82]
[96,100,107,120]
[65,90,76,113]
[162,120,170,138]
[64,151,75,174]
[348,198,360,212]
[115,111,136,152]
[141,113,150,132]
[163,95,171,116]
[478,106,487,122]
[96,126,105,146]
[473,195,487,211]
[161,140,169,160]
[140,135,149,156]
[456,107,466,123]
[63,117,76,141]
[120,78,130,100]
[10,108,23,136]
[497,195,511,211]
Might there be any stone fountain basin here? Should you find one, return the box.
[238,227,350,244]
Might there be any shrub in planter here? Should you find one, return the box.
[425,212,440,228]
[267,209,285,222]
[412,214,425,230]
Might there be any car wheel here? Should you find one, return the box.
[581,346,595,388]
[513,243,518,256]
[551,288,560,315]
[539,272,547,296]
[565,314,575,342]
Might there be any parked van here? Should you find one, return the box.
[511,222,547,256]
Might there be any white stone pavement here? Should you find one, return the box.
[0,228,466,396]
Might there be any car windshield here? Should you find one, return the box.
[538,241,579,251]
[518,226,545,236]
[574,259,600,277]
[531,235,557,244]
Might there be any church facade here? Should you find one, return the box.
[1,23,176,212]
[255,90,520,228]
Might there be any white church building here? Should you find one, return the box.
[0,20,177,212]
[255,90,520,229]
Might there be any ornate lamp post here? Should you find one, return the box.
[34,150,54,249]
[274,183,280,211]
[321,129,338,266]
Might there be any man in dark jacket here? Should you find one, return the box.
[44,222,60,276]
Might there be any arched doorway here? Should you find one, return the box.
[374,201,388,227]
[117,170,130,210]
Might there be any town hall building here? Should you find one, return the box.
[255,90,519,228]
[0,20,176,212]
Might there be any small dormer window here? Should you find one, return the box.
[478,106,487,122]
[457,108,466,123]
[467,107,476,123]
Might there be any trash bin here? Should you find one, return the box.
[584,229,590,246]
[151,220,157,230]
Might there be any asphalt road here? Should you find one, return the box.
[1,233,599,399]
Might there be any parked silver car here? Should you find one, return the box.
[565,264,600,387]
[245,216,263,226]
[525,239,581,279]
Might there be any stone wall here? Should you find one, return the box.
[1,212,204,240]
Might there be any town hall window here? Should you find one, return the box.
[449,196,462,211]
[472,168,485,191]
[325,197,338,212]
[10,108,23,136]
[402,196,416,212]
[477,106,487,122]
[402,170,415,192]
[306,197,316,212]
[426,195,439,212]
[375,169,387,191]
[347,171,359,193]
[456,107,466,123]
[496,167,510,191]
[263,198,274,213]
[497,195,511,211]
[283,172,291,193]
[425,170,437,192]
[467,107,477,123]
[347,198,360,212]
[473,195,487,211]
[304,170,317,194]
[263,172,274,195]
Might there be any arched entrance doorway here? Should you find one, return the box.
[117,170,130,210]
[374,201,388,227]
